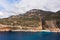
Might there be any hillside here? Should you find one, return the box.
[0,9,60,32]
[0,9,55,27]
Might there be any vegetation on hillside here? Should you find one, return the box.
[0,9,60,28]
[0,15,40,27]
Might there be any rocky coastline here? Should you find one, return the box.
[0,25,60,32]
[0,9,60,32]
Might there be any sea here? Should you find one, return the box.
[0,32,60,40]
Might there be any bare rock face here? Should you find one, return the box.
[42,20,57,29]
[42,10,60,31]
[0,9,60,32]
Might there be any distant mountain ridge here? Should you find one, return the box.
[8,9,55,18]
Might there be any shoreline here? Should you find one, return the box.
[0,30,60,33]
[0,30,51,32]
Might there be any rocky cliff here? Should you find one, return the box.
[0,9,60,32]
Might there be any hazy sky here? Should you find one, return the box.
[0,0,60,18]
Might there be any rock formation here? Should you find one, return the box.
[0,9,60,32]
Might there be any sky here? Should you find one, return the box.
[0,0,60,18]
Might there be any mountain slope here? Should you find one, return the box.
[0,9,60,28]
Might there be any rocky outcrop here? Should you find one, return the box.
[0,9,60,32]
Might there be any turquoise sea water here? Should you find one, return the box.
[0,32,60,40]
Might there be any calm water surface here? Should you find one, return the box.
[0,32,60,40]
